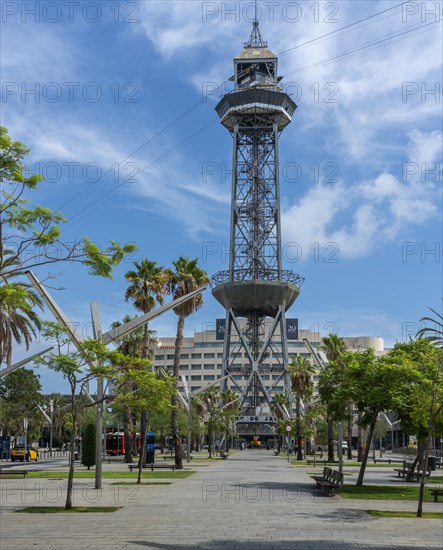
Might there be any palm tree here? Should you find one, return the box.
[0,281,42,366]
[288,355,315,460]
[220,389,239,451]
[165,257,210,469]
[417,302,443,347]
[124,259,166,470]
[321,334,347,461]
[271,393,289,453]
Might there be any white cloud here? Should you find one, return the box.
[282,129,441,258]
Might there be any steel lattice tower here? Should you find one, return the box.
[212,18,304,431]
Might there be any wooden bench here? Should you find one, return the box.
[219,451,229,460]
[128,463,176,472]
[0,469,28,478]
[315,469,343,496]
[393,460,431,480]
[310,467,332,484]
[429,489,443,503]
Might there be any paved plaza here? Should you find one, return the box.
[1,450,442,550]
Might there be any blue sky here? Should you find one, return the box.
[1,1,442,392]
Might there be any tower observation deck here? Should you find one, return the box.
[212,19,304,430]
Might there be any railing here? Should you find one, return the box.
[212,268,304,287]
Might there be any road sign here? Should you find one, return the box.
[285,425,292,432]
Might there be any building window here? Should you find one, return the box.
[191,386,201,391]
[217,353,223,358]
[203,364,214,369]
[191,353,201,359]
[167,354,175,360]
[179,365,188,371]
[180,353,189,359]
[204,352,215,358]
[154,355,164,360]
[204,375,215,381]
[191,375,201,381]
[191,365,200,370]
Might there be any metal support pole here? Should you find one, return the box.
[90,302,103,490]
[49,400,54,458]
[187,392,191,464]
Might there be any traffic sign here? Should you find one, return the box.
[285,425,292,432]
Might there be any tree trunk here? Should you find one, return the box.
[327,416,335,461]
[65,396,76,510]
[123,406,133,464]
[296,396,303,461]
[357,412,364,462]
[347,403,353,459]
[208,423,212,458]
[137,409,147,484]
[356,412,377,486]
[171,314,185,469]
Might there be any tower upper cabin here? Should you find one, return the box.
[216,20,295,133]
[233,21,280,92]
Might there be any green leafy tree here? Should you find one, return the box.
[113,365,174,483]
[289,354,315,460]
[110,315,145,464]
[81,422,96,470]
[166,257,209,469]
[38,324,119,509]
[125,259,166,469]
[0,367,43,440]
[321,334,347,461]
[0,126,137,364]
[384,339,443,517]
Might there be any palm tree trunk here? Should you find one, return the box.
[171,314,184,469]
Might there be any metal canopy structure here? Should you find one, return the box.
[26,270,207,486]
[212,20,304,431]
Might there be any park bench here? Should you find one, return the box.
[429,489,443,503]
[219,451,229,459]
[393,460,431,480]
[314,469,343,496]
[128,463,176,472]
[307,459,338,466]
[310,467,332,484]
[0,469,28,479]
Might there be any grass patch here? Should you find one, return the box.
[111,481,172,485]
[341,485,440,501]
[292,461,403,468]
[366,510,443,520]
[27,470,195,480]
[16,506,122,513]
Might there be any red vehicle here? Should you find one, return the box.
[105,432,140,456]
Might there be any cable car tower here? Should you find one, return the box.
[212,11,304,432]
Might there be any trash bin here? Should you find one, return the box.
[74,451,79,461]
[428,456,437,471]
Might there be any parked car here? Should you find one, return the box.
[11,446,38,462]
[342,441,348,451]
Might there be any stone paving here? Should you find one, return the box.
[1,450,442,550]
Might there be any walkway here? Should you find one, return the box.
[1,450,442,549]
